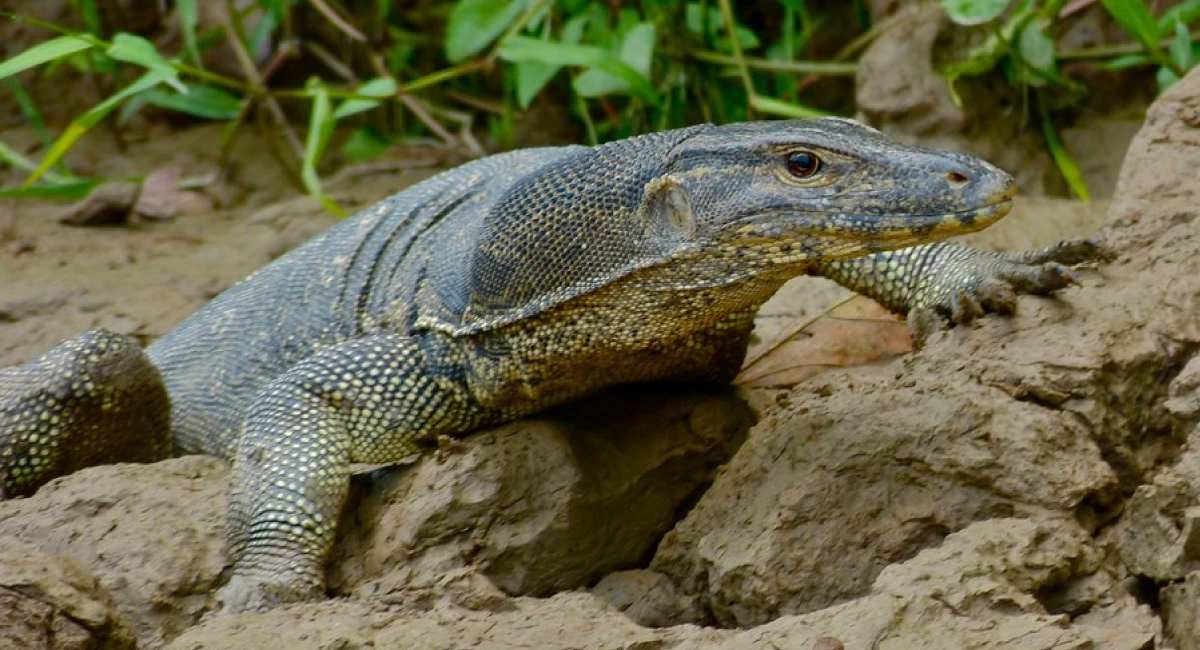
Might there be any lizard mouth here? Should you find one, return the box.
[722,195,1015,248]
[853,196,1015,244]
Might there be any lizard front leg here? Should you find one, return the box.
[809,240,1105,345]
[218,333,483,613]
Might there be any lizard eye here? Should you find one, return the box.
[786,151,821,178]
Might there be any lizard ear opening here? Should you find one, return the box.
[642,175,696,241]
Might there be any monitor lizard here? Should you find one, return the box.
[0,118,1101,612]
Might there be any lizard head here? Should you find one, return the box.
[424,118,1018,333]
[651,117,1017,268]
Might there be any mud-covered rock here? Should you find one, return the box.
[673,518,1154,650]
[0,456,229,648]
[652,363,1116,625]
[592,569,708,627]
[1162,571,1200,650]
[165,592,712,650]
[331,388,752,604]
[0,538,136,650]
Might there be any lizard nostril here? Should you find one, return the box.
[946,171,969,188]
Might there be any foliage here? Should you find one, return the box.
[0,0,865,205]
[941,0,1200,199]
[0,0,1195,207]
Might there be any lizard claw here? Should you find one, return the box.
[907,237,1106,348]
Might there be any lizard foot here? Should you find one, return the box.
[907,238,1110,346]
[214,571,324,614]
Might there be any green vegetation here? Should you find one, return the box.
[942,0,1200,199]
[0,0,1195,207]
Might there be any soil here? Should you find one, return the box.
[5,17,1200,650]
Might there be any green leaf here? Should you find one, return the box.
[141,84,243,120]
[25,69,173,186]
[177,0,201,65]
[5,78,51,149]
[1157,65,1180,91]
[515,60,558,108]
[1037,92,1089,202]
[0,136,43,174]
[301,79,345,217]
[940,0,1010,25]
[332,76,398,120]
[1170,19,1197,73]
[573,22,656,98]
[715,26,761,53]
[1158,0,1200,33]
[445,0,527,62]
[249,9,278,59]
[685,3,722,37]
[512,15,587,109]
[1098,0,1164,58]
[0,35,93,82]
[340,126,391,164]
[498,36,656,101]
[0,178,102,199]
[1102,53,1152,70]
[106,33,185,92]
[749,95,829,119]
[1017,23,1054,73]
[1016,21,1056,85]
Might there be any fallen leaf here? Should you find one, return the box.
[737,295,911,388]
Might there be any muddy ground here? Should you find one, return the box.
[4,11,1200,650]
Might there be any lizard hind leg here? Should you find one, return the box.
[0,329,170,498]
[217,333,481,613]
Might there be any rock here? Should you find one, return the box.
[0,538,136,650]
[165,592,711,650]
[1120,485,1200,581]
[0,456,229,648]
[592,569,708,627]
[1162,571,1200,650]
[652,364,1116,626]
[331,388,752,604]
[672,519,1153,650]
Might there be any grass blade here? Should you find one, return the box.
[301,79,345,216]
[0,179,102,199]
[749,95,829,119]
[177,0,202,66]
[332,76,398,120]
[106,33,185,91]
[1098,0,1164,58]
[1037,92,1089,201]
[0,35,93,81]
[141,84,244,120]
[25,69,172,186]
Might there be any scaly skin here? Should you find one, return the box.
[0,118,1102,612]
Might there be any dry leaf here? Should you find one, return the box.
[736,295,911,388]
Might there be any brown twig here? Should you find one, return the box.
[307,0,366,42]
